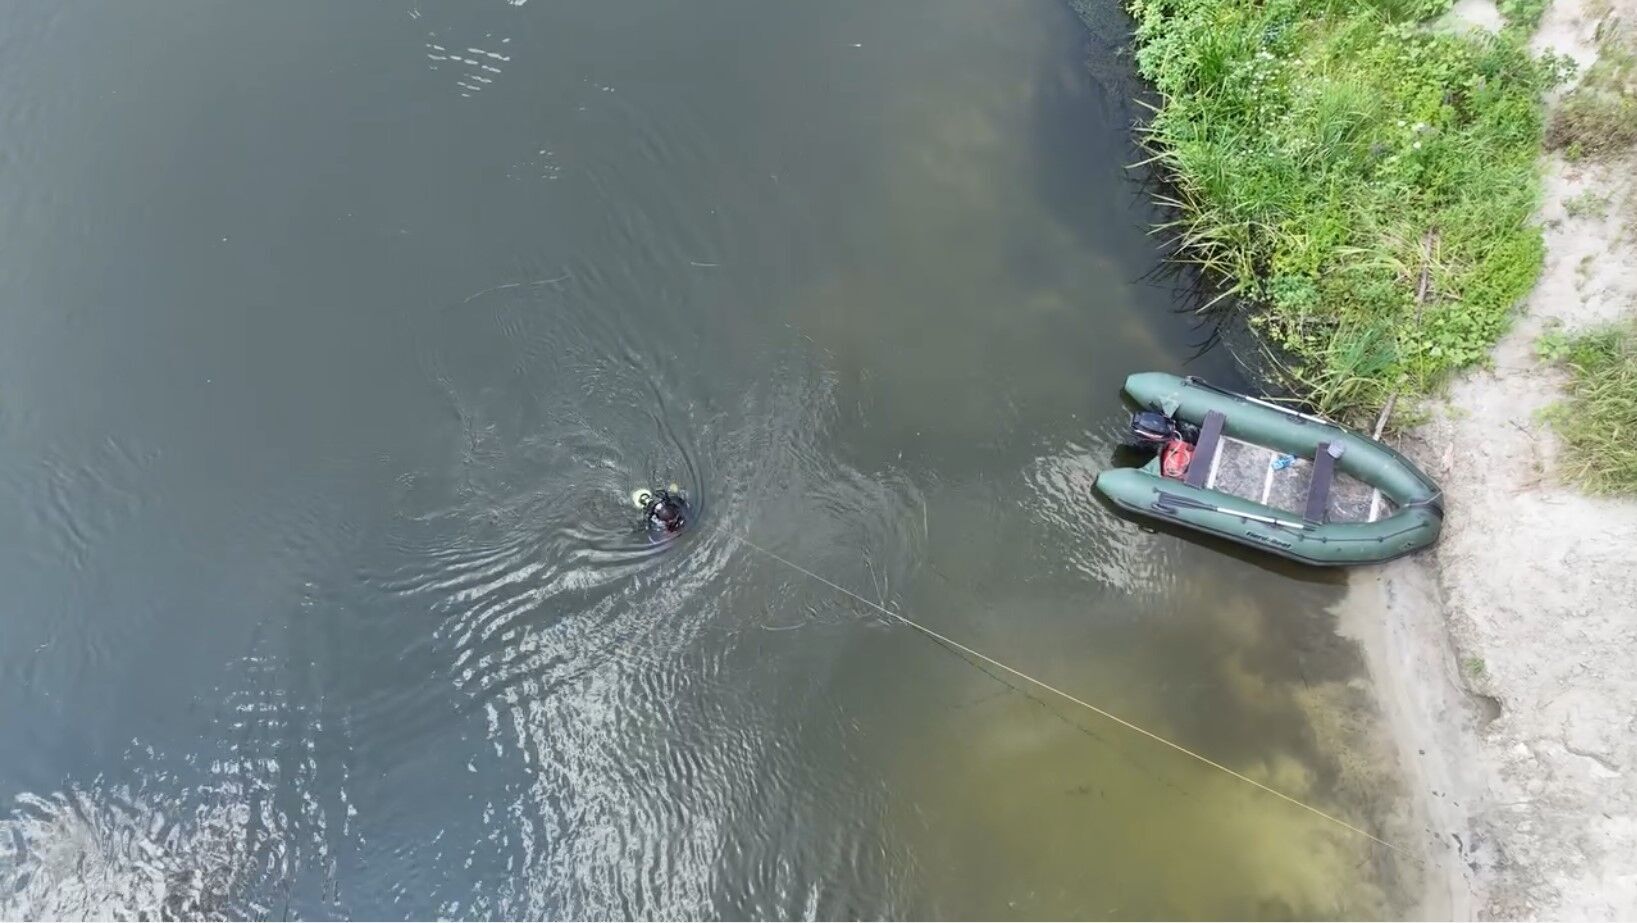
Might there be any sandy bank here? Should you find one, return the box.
[1354,0,1637,917]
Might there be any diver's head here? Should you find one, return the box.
[650,493,687,533]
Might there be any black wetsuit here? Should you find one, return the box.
[643,490,688,535]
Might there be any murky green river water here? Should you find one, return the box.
[0,0,1416,917]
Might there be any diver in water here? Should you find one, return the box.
[633,485,689,537]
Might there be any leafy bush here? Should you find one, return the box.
[1128,0,1557,420]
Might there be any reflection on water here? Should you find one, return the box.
[1,652,357,920]
[0,0,1417,918]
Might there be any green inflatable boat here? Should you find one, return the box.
[1094,373,1444,566]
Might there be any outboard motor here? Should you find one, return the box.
[1129,410,1176,446]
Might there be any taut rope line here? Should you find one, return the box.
[729,530,1409,858]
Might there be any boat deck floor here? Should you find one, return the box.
[1204,437,1385,523]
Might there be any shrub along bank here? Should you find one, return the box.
[1126,0,1563,422]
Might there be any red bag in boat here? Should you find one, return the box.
[1161,437,1194,479]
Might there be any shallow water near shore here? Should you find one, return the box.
[0,0,1416,917]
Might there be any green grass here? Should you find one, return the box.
[1540,325,1637,494]
[1497,0,1549,33]
[1546,30,1637,160]
[1563,190,1612,219]
[1128,0,1561,422]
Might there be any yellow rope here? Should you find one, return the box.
[731,531,1410,858]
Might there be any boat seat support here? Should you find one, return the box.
[1306,442,1340,524]
[1185,410,1226,489]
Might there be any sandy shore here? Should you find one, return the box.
[1352,1,1637,917]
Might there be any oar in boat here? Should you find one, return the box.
[1152,490,1315,531]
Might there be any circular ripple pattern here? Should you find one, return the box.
[334,265,920,917]
[0,0,1406,916]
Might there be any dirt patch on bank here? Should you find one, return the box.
[1355,1,1637,917]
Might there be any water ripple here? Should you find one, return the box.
[1023,425,1180,599]
[0,647,359,920]
[297,256,911,917]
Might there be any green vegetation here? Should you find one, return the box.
[1563,190,1612,219]
[1128,0,1562,421]
[1462,655,1486,679]
[1546,30,1637,161]
[1539,325,1637,494]
[1497,0,1548,33]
